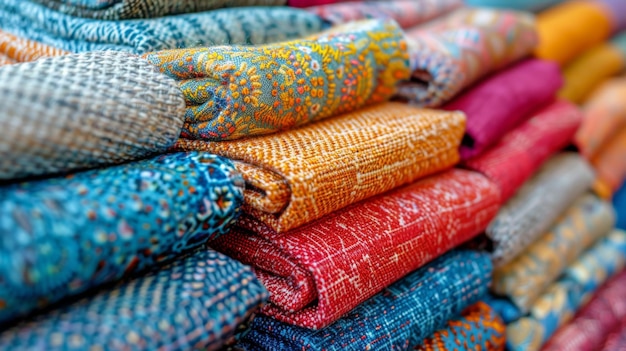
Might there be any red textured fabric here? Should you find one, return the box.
[210,169,501,329]
[462,100,582,203]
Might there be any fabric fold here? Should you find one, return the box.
[211,169,500,328]
[463,100,582,203]
[0,248,268,351]
[0,29,67,65]
[0,51,186,180]
[176,102,466,233]
[0,152,244,323]
[591,127,626,193]
[144,19,411,141]
[238,250,493,350]
[600,318,626,351]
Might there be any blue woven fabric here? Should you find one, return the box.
[0,152,244,324]
[616,183,626,230]
[0,0,329,54]
[237,250,493,351]
[0,248,269,351]
[483,294,523,324]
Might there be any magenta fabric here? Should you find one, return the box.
[444,59,563,161]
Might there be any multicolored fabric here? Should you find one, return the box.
[492,194,615,313]
[485,153,596,267]
[463,0,563,12]
[415,302,506,351]
[0,0,328,54]
[542,269,626,351]
[145,20,410,141]
[287,0,343,7]
[305,0,462,28]
[27,0,287,19]
[0,29,66,65]
[0,248,268,351]
[211,169,500,329]
[237,250,493,350]
[592,127,626,194]
[600,317,626,351]
[0,152,244,323]
[0,51,185,180]
[444,59,563,160]
[506,229,626,351]
[176,102,465,233]
[463,100,583,203]
[397,8,538,107]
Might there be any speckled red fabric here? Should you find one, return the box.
[210,169,500,329]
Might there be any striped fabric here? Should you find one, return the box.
[0,29,67,65]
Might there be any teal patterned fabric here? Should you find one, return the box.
[0,0,329,54]
[0,152,244,324]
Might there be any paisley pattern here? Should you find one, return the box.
[0,152,244,323]
[145,19,410,140]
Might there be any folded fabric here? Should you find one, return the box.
[211,169,500,328]
[0,152,244,324]
[0,51,185,180]
[415,302,506,351]
[26,0,287,19]
[600,318,626,351]
[542,269,626,351]
[0,248,268,351]
[464,0,563,12]
[444,59,562,160]
[485,153,596,267]
[492,194,615,313]
[176,102,465,233]
[145,20,410,141]
[237,250,493,350]
[559,32,626,104]
[506,229,626,351]
[615,183,626,230]
[397,8,538,107]
[0,29,66,65]
[592,127,626,193]
[305,0,462,28]
[0,0,328,54]
[534,0,614,66]
[463,100,582,203]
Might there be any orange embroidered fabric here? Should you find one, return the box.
[0,30,67,65]
[175,102,465,232]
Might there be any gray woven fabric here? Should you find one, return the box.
[0,51,186,180]
[486,153,596,267]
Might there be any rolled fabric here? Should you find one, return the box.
[592,127,626,193]
[0,51,185,180]
[444,59,563,160]
[534,0,613,66]
[0,0,328,54]
[176,102,465,233]
[0,29,67,64]
[26,0,287,20]
[305,0,462,28]
[601,318,626,351]
[615,183,626,230]
[506,229,626,351]
[464,0,563,12]
[397,8,538,107]
[0,152,244,323]
[144,20,410,141]
[415,302,506,351]
[0,53,14,65]
[601,0,626,32]
[542,269,626,351]
[0,248,268,351]
[485,153,596,267]
[211,169,500,328]
[237,250,493,350]
[287,0,347,7]
[463,100,582,203]
[483,294,523,324]
[492,194,615,313]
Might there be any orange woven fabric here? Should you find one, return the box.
[0,30,67,64]
[592,127,626,192]
[175,102,465,232]
[0,52,15,66]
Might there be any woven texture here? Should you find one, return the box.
[144,20,410,141]
[0,248,268,351]
[463,100,582,203]
[0,152,244,324]
[506,230,626,351]
[211,169,500,328]
[0,51,185,180]
[27,0,287,19]
[305,0,461,28]
[600,318,626,351]
[485,153,596,267]
[238,250,493,350]
[397,8,538,107]
[0,0,328,54]
[415,302,506,351]
[444,59,563,160]
[492,194,615,314]
[542,269,626,351]
[176,102,465,233]
[592,126,626,193]
[0,29,67,65]
[464,0,563,11]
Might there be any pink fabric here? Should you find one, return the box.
[288,0,355,7]
[444,59,563,160]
